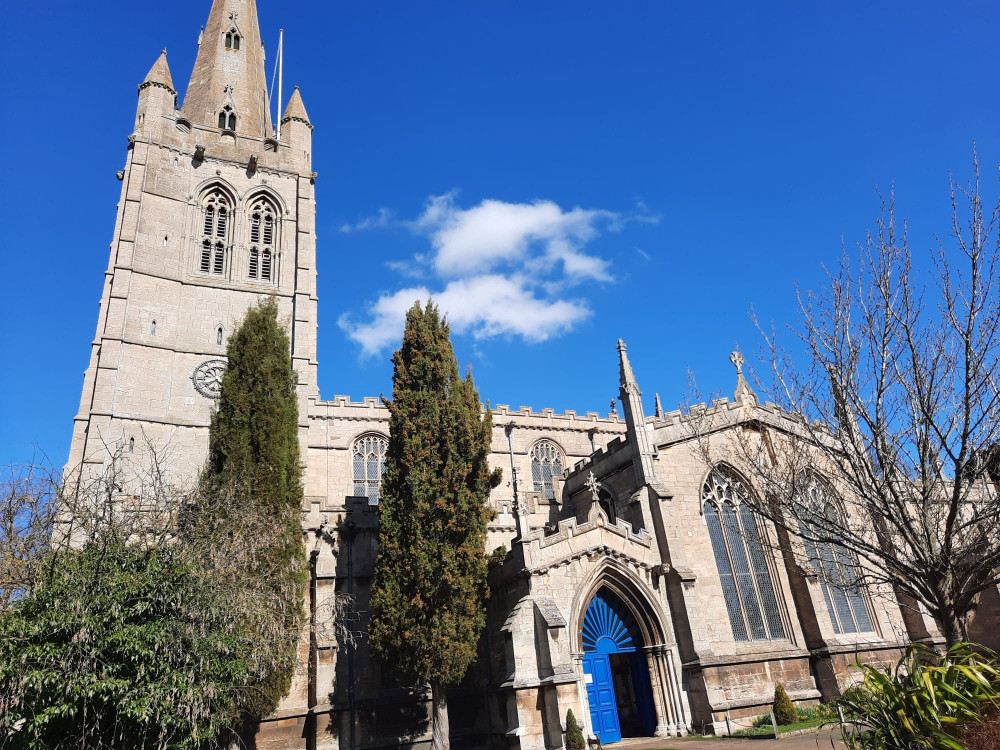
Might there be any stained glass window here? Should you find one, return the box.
[353,435,388,505]
[801,484,875,635]
[530,440,563,501]
[703,469,786,642]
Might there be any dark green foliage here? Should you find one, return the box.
[0,297,308,748]
[565,709,585,750]
[187,296,307,719]
[369,301,502,692]
[773,682,798,725]
[0,544,246,749]
[837,644,1000,750]
[202,296,302,513]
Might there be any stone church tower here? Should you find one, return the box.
[66,0,319,487]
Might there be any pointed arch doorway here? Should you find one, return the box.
[581,589,657,743]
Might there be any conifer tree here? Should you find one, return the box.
[772,682,798,726]
[369,302,501,750]
[565,709,586,750]
[186,296,307,720]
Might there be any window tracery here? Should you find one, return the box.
[801,481,875,634]
[247,198,278,282]
[703,468,786,642]
[199,190,230,276]
[218,105,236,131]
[224,30,241,50]
[530,440,563,501]
[353,435,388,505]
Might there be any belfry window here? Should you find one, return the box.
[225,30,240,50]
[703,469,786,642]
[530,440,563,501]
[353,434,388,505]
[199,190,231,276]
[218,106,236,131]
[247,198,278,282]
[801,482,875,635]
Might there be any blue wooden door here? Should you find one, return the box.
[583,652,622,743]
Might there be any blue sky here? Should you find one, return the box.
[1,1,998,467]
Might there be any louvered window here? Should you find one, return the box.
[353,435,388,505]
[200,240,212,272]
[801,486,875,635]
[247,198,278,282]
[703,469,786,642]
[200,190,230,276]
[530,440,563,501]
[212,242,224,274]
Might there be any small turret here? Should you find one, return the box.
[617,339,657,485]
[136,50,176,131]
[280,86,313,165]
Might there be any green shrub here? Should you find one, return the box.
[0,544,250,749]
[565,709,585,750]
[837,643,1000,750]
[773,682,798,725]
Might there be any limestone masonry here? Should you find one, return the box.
[66,1,943,747]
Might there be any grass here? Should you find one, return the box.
[732,714,831,737]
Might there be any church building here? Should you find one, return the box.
[66,1,935,747]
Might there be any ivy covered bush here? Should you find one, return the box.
[0,543,251,749]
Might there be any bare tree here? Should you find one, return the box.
[696,157,1000,647]
[0,457,60,611]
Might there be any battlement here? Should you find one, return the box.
[491,404,623,425]
[571,435,629,474]
[311,397,627,430]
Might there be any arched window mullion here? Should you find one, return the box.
[705,500,749,642]
[739,503,786,639]
[704,469,787,643]
[353,435,388,505]
[530,440,563,501]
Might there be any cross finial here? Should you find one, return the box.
[730,350,744,373]
[610,398,618,416]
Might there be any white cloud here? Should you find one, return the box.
[339,275,590,357]
[339,192,656,356]
[411,192,615,281]
[339,207,395,233]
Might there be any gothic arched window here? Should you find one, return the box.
[247,198,278,282]
[703,469,786,642]
[225,29,241,50]
[353,435,388,505]
[801,482,875,635]
[530,440,563,501]
[218,105,236,131]
[199,190,230,276]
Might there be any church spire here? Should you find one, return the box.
[181,0,272,137]
[140,50,175,95]
[281,86,312,128]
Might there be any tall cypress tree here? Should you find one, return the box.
[188,296,306,721]
[369,302,501,750]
